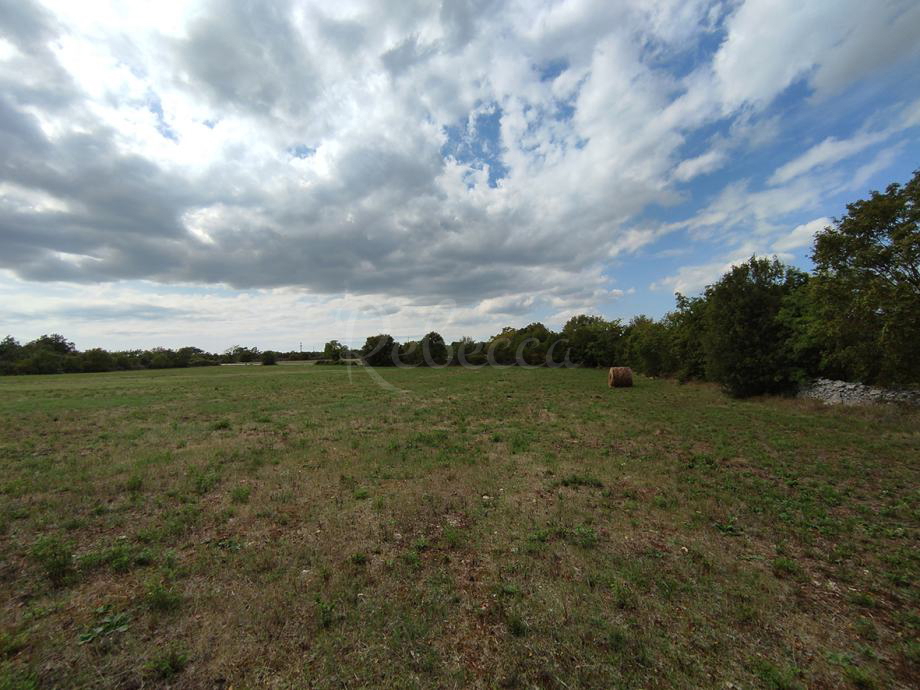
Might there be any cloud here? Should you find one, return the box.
[772,217,831,252]
[0,0,918,348]
[769,133,889,186]
[712,0,920,109]
[673,149,727,182]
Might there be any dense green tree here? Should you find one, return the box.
[261,350,277,365]
[810,170,920,383]
[175,346,204,367]
[19,349,64,375]
[664,294,707,382]
[625,316,671,377]
[420,331,448,366]
[702,257,808,397]
[485,327,517,365]
[399,340,423,366]
[81,348,115,373]
[561,315,624,367]
[361,334,397,367]
[0,336,22,374]
[323,340,347,361]
[27,334,75,355]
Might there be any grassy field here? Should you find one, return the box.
[0,364,917,688]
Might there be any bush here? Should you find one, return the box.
[261,351,277,366]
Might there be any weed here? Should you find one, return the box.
[30,536,73,585]
[78,607,129,644]
[0,662,37,689]
[714,516,743,535]
[569,525,599,548]
[772,557,802,578]
[843,664,877,689]
[507,614,528,637]
[560,474,603,488]
[315,598,335,629]
[145,647,189,680]
[498,582,521,597]
[0,630,28,658]
[125,473,144,493]
[188,465,221,495]
[509,431,532,454]
[442,526,463,549]
[230,485,252,504]
[753,660,803,690]
[144,579,182,612]
[849,592,876,608]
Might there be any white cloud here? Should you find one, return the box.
[772,217,830,252]
[673,148,727,182]
[0,0,917,346]
[712,0,920,109]
[769,133,889,186]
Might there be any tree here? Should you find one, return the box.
[261,350,277,365]
[0,336,21,374]
[18,349,64,375]
[81,348,115,373]
[810,169,920,383]
[361,334,397,367]
[27,334,75,355]
[625,316,671,377]
[702,257,807,397]
[664,294,707,382]
[561,315,624,367]
[420,331,448,366]
[323,340,347,361]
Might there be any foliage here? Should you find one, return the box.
[420,331,448,366]
[561,315,624,367]
[702,257,808,397]
[624,316,671,377]
[323,340,348,361]
[361,334,397,367]
[809,168,920,384]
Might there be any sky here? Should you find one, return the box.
[1,0,919,352]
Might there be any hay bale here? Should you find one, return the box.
[608,367,633,388]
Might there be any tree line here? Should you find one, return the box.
[2,171,917,397]
[349,170,919,395]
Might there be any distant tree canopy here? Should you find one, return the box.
[323,340,348,361]
[361,334,397,367]
[2,173,916,397]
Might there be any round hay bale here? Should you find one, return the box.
[608,366,633,388]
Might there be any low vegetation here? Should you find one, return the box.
[1,364,917,687]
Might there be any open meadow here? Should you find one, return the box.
[1,364,918,688]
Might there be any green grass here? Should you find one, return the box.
[0,364,918,687]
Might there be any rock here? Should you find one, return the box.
[798,378,920,407]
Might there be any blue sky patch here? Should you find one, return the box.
[442,105,508,187]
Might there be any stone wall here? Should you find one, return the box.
[798,378,920,406]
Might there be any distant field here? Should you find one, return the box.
[1,365,917,688]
